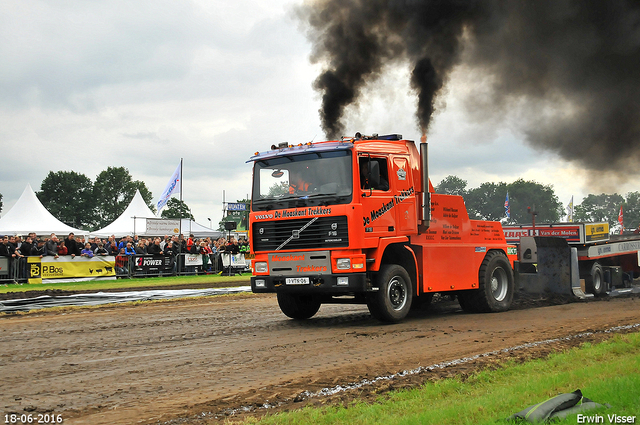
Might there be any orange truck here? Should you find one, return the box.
[249,133,517,322]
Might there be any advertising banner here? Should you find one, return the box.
[146,218,181,235]
[132,255,173,276]
[183,254,204,267]
[0,257,9,277]
[28,257,42,284]
[222,253,246,268]
[41,256,116,280]
[227,203,247,211]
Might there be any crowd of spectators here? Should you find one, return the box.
[0,232,250,279]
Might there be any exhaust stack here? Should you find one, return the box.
[419,139,431,232]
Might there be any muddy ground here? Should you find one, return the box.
[1,293,638,424]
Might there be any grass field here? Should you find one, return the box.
[0,273,252,294]
[245,332,640,425]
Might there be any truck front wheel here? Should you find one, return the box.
[458,251,514,313]
[367,265,413,322]
[277,293,321,319]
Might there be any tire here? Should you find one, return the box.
[585,262,606,296]
[277,292,321,319]
[367,264,413,322]
[458,251,514,313]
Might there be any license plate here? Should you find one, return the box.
[286,277,310,285]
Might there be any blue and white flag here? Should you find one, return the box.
[504,192,510,219]
[157,161,182,213]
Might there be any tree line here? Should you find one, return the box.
[0,167,195,231]
[436,176,640,230]
[0,172,637,231]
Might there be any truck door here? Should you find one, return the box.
[359,155,396,237]
[391,156,417,234]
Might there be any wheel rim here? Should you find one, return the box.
[387,276,407,311]
[593,272,602,291]
[490,267,508,302]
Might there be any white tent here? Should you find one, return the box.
[0,184,87,236]
[91,190,222,238]
[91,190,156,238]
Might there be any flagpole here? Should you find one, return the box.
[179,158,183,235]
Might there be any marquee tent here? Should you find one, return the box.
[91,190,221,238]
[90,190,156,238]
[0,184,87,236]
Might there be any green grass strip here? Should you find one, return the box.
[249,332,640,425]
[0,273,251,294]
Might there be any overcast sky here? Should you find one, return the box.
[1,0,636,227]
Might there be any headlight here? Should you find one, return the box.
[255,262,268,273]
[255,279,266,287]
[336,258,351,270]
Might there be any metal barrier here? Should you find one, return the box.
[1,252,244,282]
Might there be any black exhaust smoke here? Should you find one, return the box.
[298,0,640,172]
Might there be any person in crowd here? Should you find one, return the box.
[18,236,34,257]
[178,234,187,253]
[80,243,94,258]
[57,240,68,256]
[115,247,129,277]
[135,240,147,255]
[31,239,46,257]
[147,238,163,255]
[46,233,59,257]
[64,233,80,257]
[226,236,240,255]
[124,242,136,256]
[9,236,24,260]
[94,243,109,256]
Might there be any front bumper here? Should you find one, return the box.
[251,273,368,294]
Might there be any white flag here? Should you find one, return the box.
[157,161,181,213]
[566,196,573,222]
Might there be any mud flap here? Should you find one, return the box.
[507,389,609,422]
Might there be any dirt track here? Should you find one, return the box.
[1,294,639,424]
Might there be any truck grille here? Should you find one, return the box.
[253,216,349,251]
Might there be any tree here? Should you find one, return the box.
[574,193,625,227]
[160,198,194,221]
[435,175,467,197]
[92,167,154,228]
[623,191,640,230]
[506,179,562,224]
[465,181,509,221]
[37,171,95,229]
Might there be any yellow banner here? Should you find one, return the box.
[28,256,42,284]
[41,256,116,279]
[585,223,609,242]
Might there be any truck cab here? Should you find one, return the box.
[250,134,516,322]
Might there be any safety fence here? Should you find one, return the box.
[0,253,249,284]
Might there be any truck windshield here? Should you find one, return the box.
[252,150,352,211]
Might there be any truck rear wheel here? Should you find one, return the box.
[367,264,413,322]
[458,251,514,313]
[585,262,606,296]
[277,293,321,319]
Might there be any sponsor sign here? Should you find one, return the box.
[41,256,116,280]
[227,203,247,211]
[0,257,9,277]
[585,223,609,242]
[184,254,204,267]
[28,257,42,284]
[222,253,246,268]
[132,255,173,276]
[145,218,180,235]
[502,223,610,244]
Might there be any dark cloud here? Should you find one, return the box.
[300,0,640,172]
